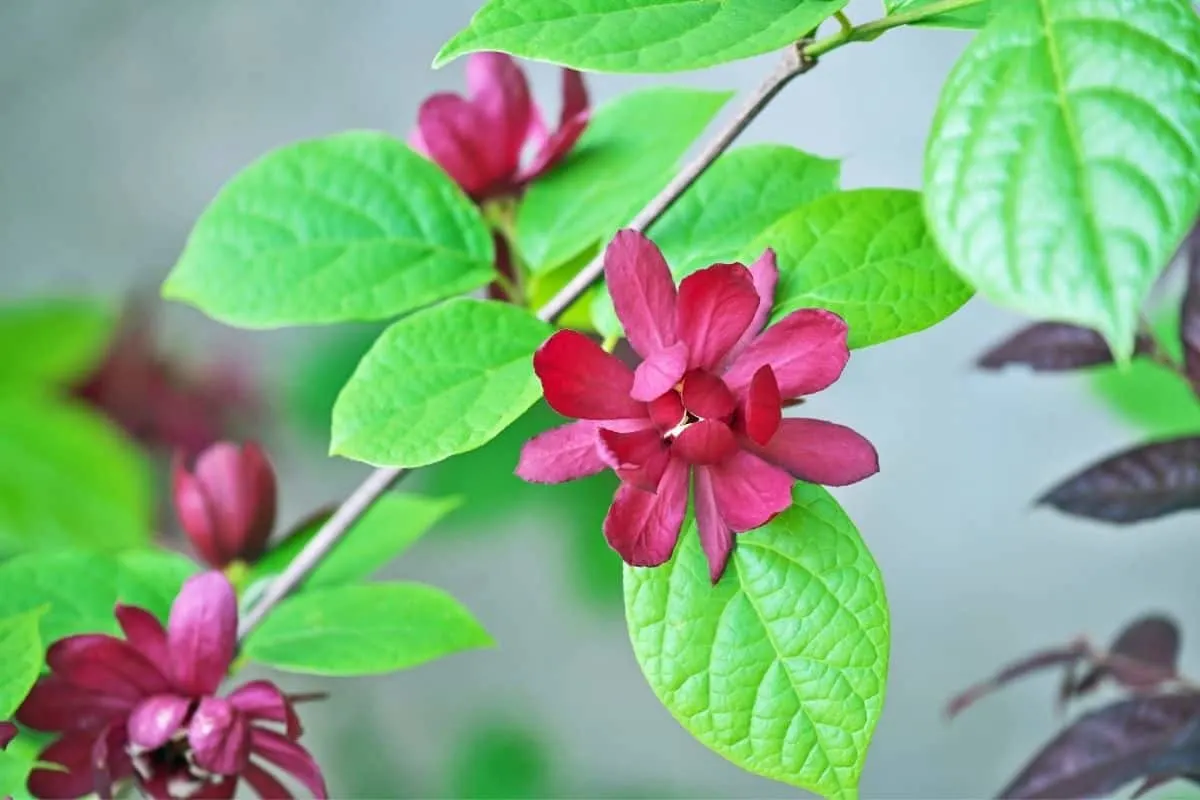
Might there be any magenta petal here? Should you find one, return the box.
[672,420,738,466]
[603,231,678,357]
[415,94,494,197]
[681,370,736,420]
[0,721,14,750]
[243,763,294,800]
[723,308,850,398]
[559,69,589,125]
[127,694,191,751]
[707,451,793,531]
[168,572,238,696]
[192,779,239,799]
[742,366,782,445]
[466,52,532,181]
[28,732,97,799]
[648,391,685,431]
[631,343,688,402]
[694,468,734,584]
[515,420,607,484]
[115,605,172,679]
[189,442,277,566]
[756,418,879,486]
[249,728,328,800]
[598,428,670,492]
[47,634,169,698]
[172,463,221,568]
[533,330,645,420]
[17,675,132,733]
[228,681,302,739]
[92,722,132,800]
[603,458,689,567]
[724,249,779,367]
[676,263,760,370]
[189,697,250,776]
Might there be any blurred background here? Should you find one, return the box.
[3,1,1198,796]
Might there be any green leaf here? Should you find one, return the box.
[331,299,553,467]
[517,88,731,272]
[115,550,201,623]
[163,132,495,329]
[924,0,1200,360]
[592,144,842,338]
[0,750,34,800]
[884,0,993,28]
[0,298,113,388]
[745,188,973,348]
[447,719,554,799]
[625,484,889,799]
[241,582,493,676]
[0,553,121,642]
[0,609,44,718]
[0,395,150,553]
[436,0,848,73]
[250,493,460,590]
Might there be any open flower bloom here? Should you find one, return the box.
[410,52,589,201]
[517,230,879,582]
[17,573,326,799]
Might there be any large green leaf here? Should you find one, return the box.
[331,299,553,467]
[0,609,43,718]
[435,0,848,73]
[884,0,993,28]
[592,144,842,338]
[924,0,1200,360]
[241,582,493,676]
[517,88,730,273]
[0,299,113,388]
[746,188,972,348]
[0,395,150,553]
[625,485,889,799]
[163,132,494,328]
[250,493,459,590]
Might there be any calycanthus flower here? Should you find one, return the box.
[516,230,879,583]
[17,572,326,799]
[410,52,589,202]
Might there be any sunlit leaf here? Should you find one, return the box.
[0,608,43,718]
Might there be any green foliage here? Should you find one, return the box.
[884,0,993,28]
[436,0,848,73]
[593,144,842,338]
[0,299,113,388]
[114,550,202,622]
[747,188,973,348]
[241,582,493,676]
[924,0,1200,360]
[0,394,150,553]
[447,718,554,799]
[331,299,553,467]
[517,88,731,273]
[284,323,387,437]
[625,484,889,799]
[163,132,495,328]
[0,609,43,718]
[250,493,460,590]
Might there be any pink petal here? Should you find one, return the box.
[228,681,302,739]
[46,634,169,698]
[560,69,589,124]
[754,418,879,486]
[189,697,250,776]
[533,330,645,420]
[742,366,782,445]
[466,53,532,182]
[598,428,670,492]
[647,391,684,430]
[515,420,607,484]
[672,420,738,466]
[707,451,793,531]
[191,779,239,799]
[681,370,735,420]
[187,441,275,565]
[243,763,294,800]
[249,728,328,800]
[723,308,850,398]
[17,675,133,733]
[521,115,587,184]
[92,722,132,800]
[723,249,779,368]
[603,457,689,567]
[115,605,172,679]
[172,462,222,568]
[694,468,734,584]
[603,231,678,358]
[0,721,15,749]
[168,572,238,697]
[676,264,760,370]
[415,94,496,198]
[521,69,589,183]
[28,732,97,799]
[127,694,191,751]
[631,342,688,402]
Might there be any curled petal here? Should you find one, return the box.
[648,391,685,431]
[707,451,793,531]
[755,418,879,486]
[672,420,738,466]
[521,115,587,184]
[168,572,238,696]
[723,308,850,398]
[533,330,645,420]
[515,420,608,484]
[115,605,171,679]
[127,694,191,751]
[0,721,16,749]
[598,428,670,492]
[603,458,689,567]
[243,763,294,800]
[189,697,250,776]
[631,343,689,402]
[466,52,532,182]
[250,728,329,800]
[17,675,132,733]
[681,370,736,420]
[415,94,494,197]
[693,468,734,584]
[172,462,222,569]
[723,249,779,367]
[92,722,132,800]
[603,231,678,357]
[28,732,97,800]
[742,366,782,445]
[47,634,169,698]
[677,264,759,370]
[227,681,302,739]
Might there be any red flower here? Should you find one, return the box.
[173,442,278,570]
[0,721,15,750]
[17,573,326,799]
[516,231,879,582]
[410,52,589,201]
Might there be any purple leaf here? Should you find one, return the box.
[978,323,1154,372]
[1073,615,1180,696]
[1037,438,1200,524]
[947,643,1088,718]
[998,694,1200,799]
[1180,221,1200,388]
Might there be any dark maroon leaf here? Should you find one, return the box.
[1037,438,1200,524]
[1072,615,1181,697]
[1180,220,1200,389]
[978,323,1154,372]
[947,643,1088,718]
[998,694,1200,799]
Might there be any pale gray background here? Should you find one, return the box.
[2,1,1195,797]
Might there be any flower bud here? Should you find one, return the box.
[173,441,277,569]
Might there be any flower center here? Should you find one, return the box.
[129,713,226,799]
